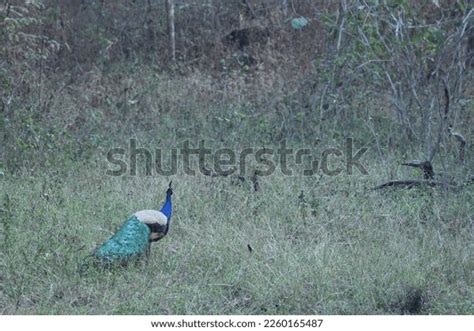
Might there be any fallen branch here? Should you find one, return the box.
[373,179,456,190]
[401,160,434,179]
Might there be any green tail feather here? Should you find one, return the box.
[95,216,150,263]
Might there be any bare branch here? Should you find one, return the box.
[373,179,456,191]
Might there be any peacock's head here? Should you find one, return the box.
[166,181,173,197]
[160,181,173,221]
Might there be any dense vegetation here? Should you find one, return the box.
[1,0,472,314]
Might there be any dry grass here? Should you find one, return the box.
[1,159,472,314]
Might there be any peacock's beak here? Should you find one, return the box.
[150,232,160,241]
[149,232,164,242]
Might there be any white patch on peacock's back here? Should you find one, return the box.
[150,232,165,241]
[134,210,168,226]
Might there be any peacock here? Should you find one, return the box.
[94,182,173,264]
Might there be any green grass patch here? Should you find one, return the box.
[1,161,472,314]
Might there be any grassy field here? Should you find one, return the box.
[1,155,472,314]
[2,0,473,316]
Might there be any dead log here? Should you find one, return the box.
[401,160,434,180]
[373,179,456,190]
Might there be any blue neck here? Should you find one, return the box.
[160,192,172,220]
